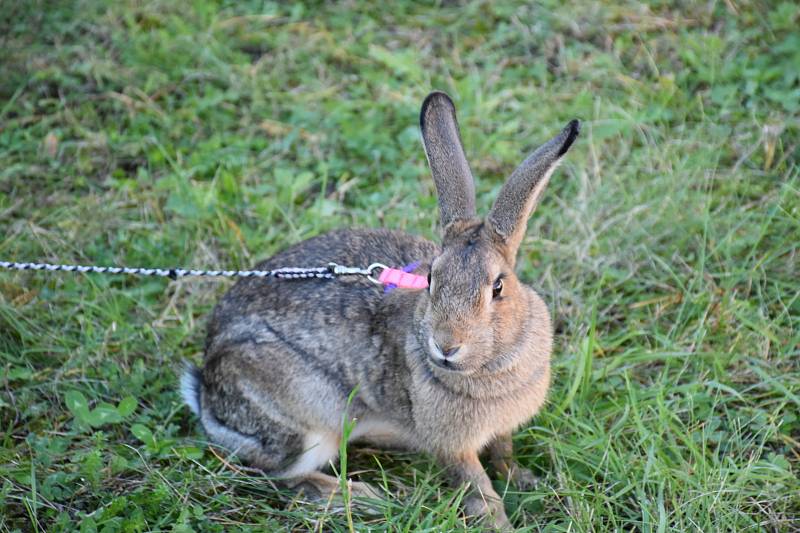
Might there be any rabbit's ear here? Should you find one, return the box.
[487,119,580,253]
[420,92,477,229]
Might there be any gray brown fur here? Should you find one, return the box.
[182,91,579,528]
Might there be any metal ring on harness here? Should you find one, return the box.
[366,263,388,284]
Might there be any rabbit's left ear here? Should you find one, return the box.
[487,120,580,254]
[420,92,477,230]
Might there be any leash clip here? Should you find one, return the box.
[328,262,386,283]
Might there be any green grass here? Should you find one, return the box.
[1,0,798,531]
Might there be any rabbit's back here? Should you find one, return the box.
[207,228,437,352]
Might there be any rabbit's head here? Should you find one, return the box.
[415,91,579,376]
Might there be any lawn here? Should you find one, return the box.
[1,1,798,531]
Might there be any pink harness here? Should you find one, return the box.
[378,265,428,290]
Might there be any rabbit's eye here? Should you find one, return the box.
[492,277,504,299]
[427,272,432,290]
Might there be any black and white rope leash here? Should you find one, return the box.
[0,260,388,283]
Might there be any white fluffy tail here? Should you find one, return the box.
[180,363,202,416]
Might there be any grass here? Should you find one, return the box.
[1,0,798,530]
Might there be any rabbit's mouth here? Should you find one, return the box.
[427,336,471,373]
[430,356,466,372]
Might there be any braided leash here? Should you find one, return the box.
[0,260,387,282]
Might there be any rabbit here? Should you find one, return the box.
[181,91,579,528]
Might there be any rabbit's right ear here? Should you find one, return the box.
[420,92,477,230]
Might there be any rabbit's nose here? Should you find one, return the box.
[438,344,461,359]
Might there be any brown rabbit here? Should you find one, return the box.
[181,91,579,527]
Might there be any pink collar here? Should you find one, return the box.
[378,262,428,292]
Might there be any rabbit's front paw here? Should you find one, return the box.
[464,494,511,530]
[509,465,538,491]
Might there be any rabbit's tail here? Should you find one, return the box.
[180,362,202,416]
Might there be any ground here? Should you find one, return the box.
[1,1,798,531]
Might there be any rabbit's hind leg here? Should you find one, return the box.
[197,357,313,474]
[198,394,308,474]
[200,393,357,500]
[200,392,378,502]
[193,351,379,502]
